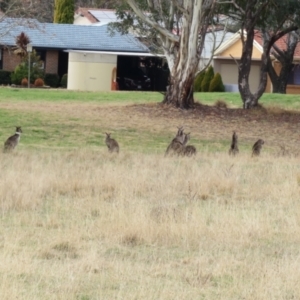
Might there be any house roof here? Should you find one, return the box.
[254,32,300,60]
[0,17,150,53]
[202,31,236,58]
[74,8,119,26]
[75,7,99,24]
[214,30,300,60]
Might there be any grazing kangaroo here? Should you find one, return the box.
[181,145,197,157]
[165,126,185,156]
[3,126,22,152]
[105,133,119,153]
[252,139,264,157]
[229,131,239,156]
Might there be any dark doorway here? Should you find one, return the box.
[117,55,169,92]
[58,51,69,79]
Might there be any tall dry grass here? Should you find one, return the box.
[1,149,300,299]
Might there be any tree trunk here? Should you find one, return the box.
[272,80,287,94]
[238,26,269,109]
[163,72,195,109]
[265,32,298,94]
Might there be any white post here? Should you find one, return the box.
[27,43,32,88]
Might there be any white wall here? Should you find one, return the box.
[67,52,117,92]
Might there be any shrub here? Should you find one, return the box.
[0,70,11,85]
[44,73,60,87]
[201,66,214,92]
[34,78,44,87]
[209,72,225,92]
[21,78,28,86]
[193,71,205,92]
[11,50,44,85]
[60,74,68,88]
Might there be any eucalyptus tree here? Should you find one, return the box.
[111,0,219,109]
[222,0,300,108]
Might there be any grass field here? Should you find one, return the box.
[1,87,300,299]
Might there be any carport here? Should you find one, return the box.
[65,50,168,92]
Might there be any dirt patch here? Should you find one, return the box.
[125,102,300,153]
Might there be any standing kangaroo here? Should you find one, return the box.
[105,133,119,153]
[252,139,264,157]
[165,126,185,156]
[229,131,239,156]
[4,126,22,152]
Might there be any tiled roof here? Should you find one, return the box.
[254,30,300,59]
[0,17,149,53]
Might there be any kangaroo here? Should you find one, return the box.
[229,131,239,156]
[182,132,190,146]
[181,145,197,157]
[252,139,264,157]
[105,133,119,153]
[4,126,22,152]
[165,126,185,156]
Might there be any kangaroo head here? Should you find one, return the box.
[105,132,111,138]
[176,126,184,137]
[16,127,22,133]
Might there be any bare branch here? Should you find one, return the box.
[126,0,179,42]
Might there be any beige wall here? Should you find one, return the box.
[214,59,268,93]
[221,40,262,59]
[68,52,117,92]
[73,16,91,25]
[214,38,272,93]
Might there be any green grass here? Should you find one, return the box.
[0,87,300,153]
[195,91,300,110]
[0,87,162,104]
[2,87,300,110]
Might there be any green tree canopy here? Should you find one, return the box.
[54,0,74,24]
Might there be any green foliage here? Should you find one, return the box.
[209,73,225,92]
[54,0,74,24]
[201,66,214,92]
[60,74,68,88]
[44,73,60,87]
[11,51,44,85]
[194,71,205,92]
[0,70,11,85]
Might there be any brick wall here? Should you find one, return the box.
[45,50,58,74]
[2,49,22,71]
[1,48,59,75]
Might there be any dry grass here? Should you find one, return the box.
[1,148,300,299]
[1,90,300,299]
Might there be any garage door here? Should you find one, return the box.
[220,63,260,92]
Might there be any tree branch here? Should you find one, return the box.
[126,0,179,43]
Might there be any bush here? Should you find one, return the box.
[34,78,44,87]
[201,66,214,92]
[21,78,28,86]
[0,70,11,85]
[60,74,68,88]
[11,50,44,85]
[44,73,60,87]
[193,71,205,92]
[209,73,225,92]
